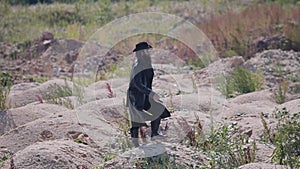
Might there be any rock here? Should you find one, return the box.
[244,49,300,89]
[253,35,293,53]
[2,140,103,169]
[193,56,245,86]
[40,32,54,42]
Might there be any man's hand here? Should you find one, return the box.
[152,93,160,102]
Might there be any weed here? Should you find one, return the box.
[0,71,13,110]
[273,108,300,168]
[133,154,184,169]
[44,80,84,109]
[108,99,132,153]
[261,107,300,168]
[44,81,73,109]
[74,138,87,145]
[105,83,116,98]
[273,80,289,104]
[260,112,274,143]
[1,156,8,162]
[274,61,285,77]
[217,66,264,98]
[197,122,256,168]
[36,94,44,104]
[115,99,131,137]
[32,76,49,84]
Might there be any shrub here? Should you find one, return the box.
[261,108,300,168]
[197,123,256,168]
[272,108,300,168]
[0,71,13,110]
[217,66,264,98]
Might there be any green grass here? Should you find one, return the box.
[217,66,264,98]
[1,0,298,59]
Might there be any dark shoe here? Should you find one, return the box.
[132,138,140,147]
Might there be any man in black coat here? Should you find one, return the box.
[127,41,171,147]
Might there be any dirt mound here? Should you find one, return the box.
[1,49,299,168]
[0,103,68,135]
[2,140,103,169]
[0,110,80,154]
[7,79,74,108]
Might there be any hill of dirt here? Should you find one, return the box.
[0,37,299,168]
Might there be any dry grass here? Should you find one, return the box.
[198,3,300,58]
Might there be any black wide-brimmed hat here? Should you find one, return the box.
[133,41,152,52]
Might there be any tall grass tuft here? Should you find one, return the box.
[0,72,13,110]
[217,66,264,98]
[44,80,84,109]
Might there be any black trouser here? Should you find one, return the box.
[130,116,161,146]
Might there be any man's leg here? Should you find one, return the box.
[130,127,139,147]
[151,116,161,137]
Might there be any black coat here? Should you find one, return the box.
[127,60,170,127]
[128,66,154,111]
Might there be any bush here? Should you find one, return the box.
[197,123,256,168]
[261,108,300,168]
[0,71,13,110]
[217,66,264,98]
[272,108,300,168]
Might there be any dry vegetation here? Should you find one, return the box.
[0,0,299,60]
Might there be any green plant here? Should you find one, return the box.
[271,108,300,168]
[32,76,49,83]
[273,80,289,104]
[44,80,84,109]
[260,112,274,143]
[0,71,13,110]
[197,122,256,168]
[107,99,132,154]
[217,66,264,98]
[1,156,8,167]
[260,108,300,168]
[44,81,73,109]
[74,138,87,145]
[132,154,185,169]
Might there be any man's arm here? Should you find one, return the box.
[132,71,160,101]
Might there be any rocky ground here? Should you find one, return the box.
[0,33,299,168]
